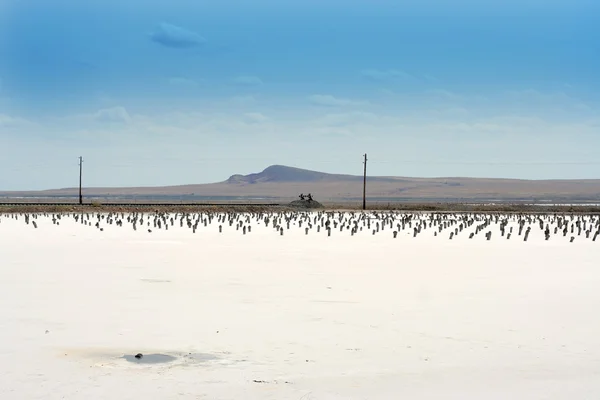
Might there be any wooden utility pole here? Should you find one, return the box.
[78,156,83,205]
[362,153,367,210]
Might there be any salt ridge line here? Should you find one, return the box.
[1,211,599,243]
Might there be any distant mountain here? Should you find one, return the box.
[224,165,378,184]
[224,165,411,184]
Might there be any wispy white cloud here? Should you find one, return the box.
[14,88,600,158]
[361,69,416,82]
[425,89,472,102]
[0,113,36,129]
[304,126,354,138]
[49,108,281,145]
[315,111,379,127]
[308,94,367,107]
[502,89,590,109]
[232,76,263,86]
[377,88,396,96]
[0,77,11,108]
[421,74,439,83]
[423,88,488,106]
[149,23,206,49]
[416,89,595,125]
[94,91,115,106]
[243,112,268,124]
[57,107,133,128]
[93,107,132,124]
[230,95,257,105]
[167,77,200,86]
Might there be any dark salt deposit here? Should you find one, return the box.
[121,352,219,365]
[122,353,177,364]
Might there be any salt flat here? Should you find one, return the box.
[0,211,599,400]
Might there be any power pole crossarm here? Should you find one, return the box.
[362,153,367,210]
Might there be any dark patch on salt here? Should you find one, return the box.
[122,353,177,364]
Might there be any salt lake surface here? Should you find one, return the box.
[1,211,599,399]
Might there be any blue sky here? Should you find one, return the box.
[1,0,599,190]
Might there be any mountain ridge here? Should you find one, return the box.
[224,165,403,184]
[222,164,599,184]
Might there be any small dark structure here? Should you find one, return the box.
[123,353,177,364]
[289,193,323,209]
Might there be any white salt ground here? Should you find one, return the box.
[0,212,599,399]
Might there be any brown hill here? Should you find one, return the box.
[224,164,400,183]
[1,165,600,202]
